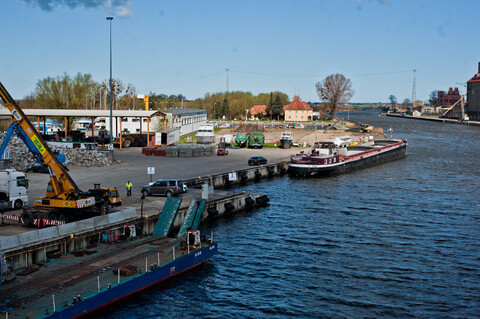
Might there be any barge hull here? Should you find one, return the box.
[48,243,217,319]
[289,141,407,176]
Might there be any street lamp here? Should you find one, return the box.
[106,16,114,148]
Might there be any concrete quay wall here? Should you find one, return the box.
[385,113,480,126]
[184,161,289,188]
[0,192,267,271]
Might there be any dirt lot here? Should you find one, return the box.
[217,125,386,146]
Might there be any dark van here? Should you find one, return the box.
[141,179,185,197]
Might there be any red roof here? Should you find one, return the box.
[467,62,480,83]
[250,105,267,116]
[284,96,312,111]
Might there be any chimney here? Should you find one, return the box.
[478,61,480,74]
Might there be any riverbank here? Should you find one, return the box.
[385,113,480,126]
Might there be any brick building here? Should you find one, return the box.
[438,87,463,106]
[466,62,480,121]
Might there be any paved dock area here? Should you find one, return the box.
[25,146,296,207]
[1,147,293,237]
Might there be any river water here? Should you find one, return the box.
[95,111,479,318]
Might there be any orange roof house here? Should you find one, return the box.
[283,96,312,121]
[249,105,267,117]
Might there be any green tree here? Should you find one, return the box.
[35,73,97,109]
[389,95,397,109]
[429,90,440,107]
[315,74,354,117]
[221,97,229,119]
[265,92,274,119]
[272,93,284,120]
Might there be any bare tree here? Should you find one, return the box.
[315,74,354,117]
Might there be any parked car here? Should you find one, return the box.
[141,179,186,197]
[248,156,268,166]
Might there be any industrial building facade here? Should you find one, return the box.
[466,62,480,121]
[438,87,463,106]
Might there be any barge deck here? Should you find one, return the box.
[0,232,216,318]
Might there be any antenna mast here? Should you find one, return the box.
[412,69,416,104]
[226,68,229,93]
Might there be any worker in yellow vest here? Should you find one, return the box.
[126,181,132,197]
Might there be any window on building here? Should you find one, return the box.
[132,118,140,122]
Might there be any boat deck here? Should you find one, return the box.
[0,235,196,318]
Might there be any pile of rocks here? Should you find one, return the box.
[235,123,265,133]
[55,148,118,167]
[0,133,120,171]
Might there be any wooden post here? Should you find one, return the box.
[64,117,68,139]
[91,117,95,139]
[119,117,123,149]
[147,118,150,147]
[37,116,40,134]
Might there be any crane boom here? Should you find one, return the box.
[0,82,80,198]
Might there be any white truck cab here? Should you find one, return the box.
[0,169,28,210]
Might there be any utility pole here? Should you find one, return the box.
[106,16,114,148]
[412,69,416,106]
[226,68,229,93]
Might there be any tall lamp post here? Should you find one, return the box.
[106,16,114,148]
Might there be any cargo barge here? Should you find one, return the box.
[0,231,216,319]
[288,137,407,176]
[0,195,218,318]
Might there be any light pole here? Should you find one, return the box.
[106,16,114,148]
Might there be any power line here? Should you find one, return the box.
[154,71,224,89]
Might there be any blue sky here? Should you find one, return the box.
[1,0,479,103]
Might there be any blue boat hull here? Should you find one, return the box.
[47,243,217,319]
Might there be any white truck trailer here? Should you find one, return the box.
[0,169,28,210]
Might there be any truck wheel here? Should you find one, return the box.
[166,190,173,197]
[123,139,131,148]
[58,214,68,222]
[14,199,23,209]
[91,206,99,214]
[48,212,58,220]
[21,211,34,225]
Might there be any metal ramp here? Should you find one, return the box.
[177,199,206,238]
[153,197,182,237]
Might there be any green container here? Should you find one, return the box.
[235,134,247,148]
[248,132,265,148]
